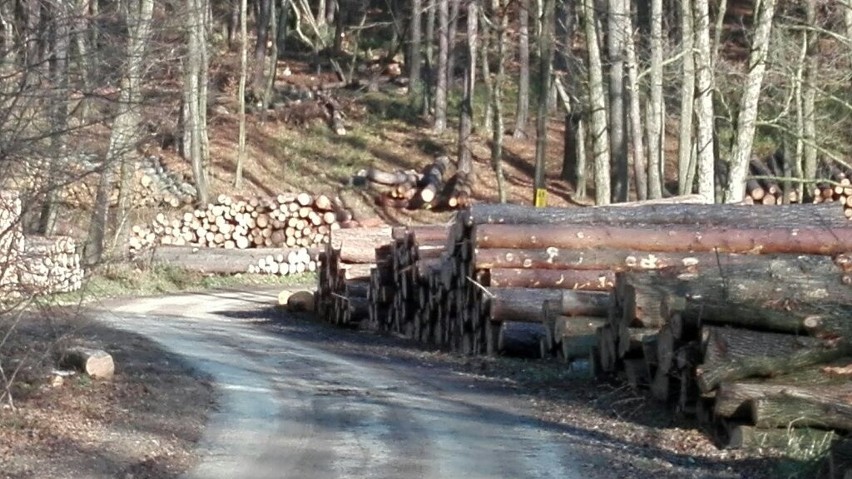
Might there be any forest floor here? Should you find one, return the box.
[0,54,817,478]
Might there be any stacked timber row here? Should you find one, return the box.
[315,226,393,327]
[149,245,318,276]
[744,157,800,205]
[17,236,84,294]
[810,162,852,219]
[366,225,448,335]
[129,193,353,252]
[354,156,472,211]
[600,254,852,450]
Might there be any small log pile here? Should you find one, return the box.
[354,156,472,211]
[149,245,318,276]
[17,236,84,295]
[129,193,352,252]
[315,226,393,327]
[744,154,852,220]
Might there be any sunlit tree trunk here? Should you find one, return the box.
[693,0,716,203]
[583,0,610,205]
[409,0,423,102]
[533,0,555,204]
[646,0,663,199]
[457,0,477,175]
[607,0,628,202]
[624,0,646,201]
[724,0,777,203]
[236,0,248,188]
[434,0,449,132]
[677,0,695,195]
[513,0,530,138]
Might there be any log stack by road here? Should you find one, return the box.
[354,156,472,211]
[315,226,393,327]
[17,236,84,295]
[313,199,852,457]
[0,191,25,295]
[129,193,352,252]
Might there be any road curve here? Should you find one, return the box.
[95,289,588,479]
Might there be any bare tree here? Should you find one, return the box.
[645,0,663,199]
[677,0,696,195]
[608,0,628,202]
[434,0,449,132]
[409,0,423,102]
[724,0,777,203]
[236,0,248,188]
[582,0,610,205]
[800,0,818,184]
[484,0,508,202]
[84,0,155,265]
[693,0,716,202]
[623,0,646,201]
[184,0,210,205]
[457,0,477,175]
[513,0,530,138]
[533,0,555,205]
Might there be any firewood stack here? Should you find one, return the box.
[17,236,84,295]
[810,162,852,219]
[0,191,25,296]
[353,156,472,211]
[315,226,393,327]
[149,245,318,276]
[129,193,352,252]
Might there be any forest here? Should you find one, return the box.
[1,0,851,266]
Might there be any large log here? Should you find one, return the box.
[498,322,546,357]
[488,268,614,290]
[697,326,851,393]
[476,223,852,255]
[419,156,450,204]
[463,202,848,228]
[633,256,852,338]
[714,362,852,418]
[750,385,852,430]
[489,288,610,323]
[365,167,420,186]
[59,347,114,379]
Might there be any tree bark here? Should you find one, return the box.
[463,201,849,228]
[677,0,695,196]
[697,326,850,393]
[489,287,610,323]
[488,268,614,290]
[59,347,114,379]
[513,0,530,138]
[608,0,628,203]
[84,0,154,265]
[489,0,508,202]
[693,0,716,203]
[725,425,837,451]
[623,3,646,201]
[646,0,663,199]
[583,0,610,205]
[456,0,477,176]
[236,0,248,187]
[433,0,449,132]
[532,0,555,205]
[475,223,852,255]
[801,0,818,187]
[409,0,423,101]
[751,387,852,431]
[254,0,272,89]
[724,0,777,203]
[185,0,210,205]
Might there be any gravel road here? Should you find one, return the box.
[96,289,595,479]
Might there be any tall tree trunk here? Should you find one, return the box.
[488,0,508,202]
[423,0,436,116]
[624,0,646,201]
[533,0,555,205]
[254,0,271,90]
[607,0,628,203]
[677,0,695,195]
[409,0,423,102]
[236,0,248,188]
[38,1,70,235]
[724,0,777,203]
[84,0,154,265]
[447,0,461,91]
[185,0,210,205]
[583,0,610,205]
[262,0,280,112]
[693,0,715,203]
[513,0,530,138]
[433,0,449,132]
[457,0,477,175]
[646,0,663,199]
[801,0,818,186]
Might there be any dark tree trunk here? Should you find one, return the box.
[254,0,272,89]
[433,0,449,131]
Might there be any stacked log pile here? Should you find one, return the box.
[0,191,25,295]
[17,236,84,295]
[354,156,472,211]
[129,193,352,252]
[149,245,318,276]
[744,155,852,220]
[315,226,393,327]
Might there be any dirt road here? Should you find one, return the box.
[96,289,593,479]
